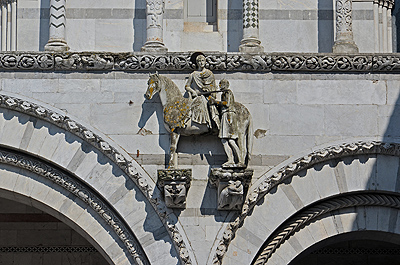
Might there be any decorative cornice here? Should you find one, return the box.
[0,148,148,264]
[253,193,400,265]
[3,52,400,72]
[0,94,194,265]
[212,141,400,264]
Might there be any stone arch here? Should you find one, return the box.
[253,192,400,264]
[0,93,196,265]
[212,140,400,265]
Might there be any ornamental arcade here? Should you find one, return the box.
[0,0,400,265]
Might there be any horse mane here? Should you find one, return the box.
[159,75,183,100]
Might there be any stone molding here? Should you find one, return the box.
[0,148,148,264]
[212,140,400,264]
[0,94,194,265]
[0,246,98,253]
[253,192,400,265]
[4,52,400,72]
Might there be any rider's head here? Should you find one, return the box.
[219,79,230,90]
[196,55,206,69]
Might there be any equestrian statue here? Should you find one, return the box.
[145,53,253,169]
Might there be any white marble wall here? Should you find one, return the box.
[15,0,380,52]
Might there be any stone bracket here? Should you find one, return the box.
[157,169,192,209]
[210,168,253,211]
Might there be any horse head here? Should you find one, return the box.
[145,72,161,100]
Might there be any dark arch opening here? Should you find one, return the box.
[290,231,400,265]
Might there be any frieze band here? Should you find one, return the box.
[3,52,400,72]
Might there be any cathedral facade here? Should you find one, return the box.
[0,0,399,265]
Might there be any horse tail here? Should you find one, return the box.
[247,115,253,162]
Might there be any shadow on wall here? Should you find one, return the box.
[39,0,50,51]
[133,0,146,51]
[227,0,243,52]
[317,0,334,53]
[394,0,400,52]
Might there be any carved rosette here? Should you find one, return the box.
[141,0,168,52]
[157,169,192,208]
[332,0,358,53]
[210,168,253,211]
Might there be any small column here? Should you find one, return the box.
[379,1,383,51]
[239,0,264,53]
[387,0,394,52]
[141,0,168,52]
[373,0,380,52]
[1,3,6,51]
[45,0,69,52]
[332,0,359,53]
[6,1,10,51]
[382,0,388,52]
[10,0,16,51]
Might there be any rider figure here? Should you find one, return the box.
[185,54,220,130]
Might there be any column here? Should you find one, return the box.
[382,0,388,52]
[141,0,168,52]
[332,0,359,53]
[1,3,6,51]
[387,0,394,52]
[10,0,16,51]
[6,1,10,51]
[45,0,69,52]
[373,0,379,52]
[239,0,264,53]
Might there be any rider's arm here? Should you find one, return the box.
[185,74,198,98]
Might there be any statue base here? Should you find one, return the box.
[210,168,253,211]
[141,41,168,53]
[45,38,70,52]
[157,169,191,209]
[332,40,359,54]
[239,37,264,53]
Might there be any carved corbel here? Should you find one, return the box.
[210,168,253,211]
[157,169,192,208]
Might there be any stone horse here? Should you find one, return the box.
[145,73,253,169]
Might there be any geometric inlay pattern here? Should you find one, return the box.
[312,247,400,255]
[243,0,259,29]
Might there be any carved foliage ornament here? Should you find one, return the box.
[212,141,400,264]
[336,0,353,33]
[4,52,400,72]
[147,0,164,28]
[0,94,193,265]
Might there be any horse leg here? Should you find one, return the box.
[237,133,247,165]
[169,132,180,169]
